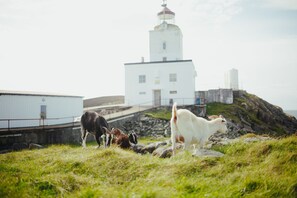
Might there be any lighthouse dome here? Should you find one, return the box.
[157,7,175,20]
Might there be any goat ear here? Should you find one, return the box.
[219,115,224,119]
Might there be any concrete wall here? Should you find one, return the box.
[0,126,82,150]
[196,89,233,104]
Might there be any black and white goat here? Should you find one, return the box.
[80,111,109,148]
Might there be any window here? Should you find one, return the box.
[169,73,177,82]
[139,92,146,95]
[155,77,160,84]
[163,42,166,50]
[139,75,146,83]
[163,57,167,61]
[170,91,177,94]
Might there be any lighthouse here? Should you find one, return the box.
[149,1,183,61]
[124,1,197,106]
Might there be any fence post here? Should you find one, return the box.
[8,119,10,131]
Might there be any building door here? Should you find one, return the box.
[153,90,161,106]
[40,105,47,126]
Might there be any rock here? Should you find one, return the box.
[141,141,164,154]
[192,149,224,158]
[152,147,173,158]
[123,114,171,137]
[155,141,167,148]
[29,143,45,150]
[140,143,156,154]
[131,144,145,154]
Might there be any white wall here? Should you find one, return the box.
[125,60,196,106]
[149,23,183,62]
[225,69,239,90]
[0,94,83,128]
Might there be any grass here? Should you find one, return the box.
[1,136,297,197]
[206,102,244,123]
[145,109,171,120]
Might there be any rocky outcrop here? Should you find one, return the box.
[122,92,296,144]
[226,93,297,136]
[123,115,170,137]
[132,140,225,158]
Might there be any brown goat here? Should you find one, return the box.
[104,128,132,149]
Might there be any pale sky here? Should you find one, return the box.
[0,0,297,110]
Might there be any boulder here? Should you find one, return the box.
[29,143,45,150]
[192,149,224,158]
[131,144,145,154]
[152,147,172,158]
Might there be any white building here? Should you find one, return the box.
[225,68,239,90]
[0,90,83,129]
[125,2,196,106]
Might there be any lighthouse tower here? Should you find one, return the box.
[150,1,183,61]
[124,1,197,106]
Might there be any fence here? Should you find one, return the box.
[104,98,196,121]
[125,97,196,107]
[0,97,196,131]
[0,116,81,131]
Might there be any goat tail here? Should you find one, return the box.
[172,102,177,124]
[171,102,178,156]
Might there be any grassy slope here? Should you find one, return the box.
[1,136,297,197]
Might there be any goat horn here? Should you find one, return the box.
[102,127,110,134]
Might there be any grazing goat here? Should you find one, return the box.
[129,132,138,145]
[170,103,228,155]
[80,111,109,148]
[104,128,138,149]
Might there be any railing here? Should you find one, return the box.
[1,98,197,130]
[104,98,196,121]
[125,97,196,107]
[0,116,81,131]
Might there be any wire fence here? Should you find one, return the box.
[104,98,197,120]
[0,98,197,131]
[125,98,196,107]
[0,116,81,131]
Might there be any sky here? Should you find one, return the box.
[0,0,297,110]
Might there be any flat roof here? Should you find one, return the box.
[0,90,83,98]
[124,59,193,65]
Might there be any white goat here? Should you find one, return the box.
[170,103,228,155]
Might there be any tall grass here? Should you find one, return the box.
[1,136,297,197]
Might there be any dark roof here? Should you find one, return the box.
[158,7,175,16]
[124,59,193,66]
[0,90,83,98]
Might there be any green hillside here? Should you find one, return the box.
[1,136,297,197]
